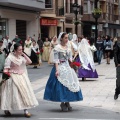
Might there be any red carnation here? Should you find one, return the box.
[71,62,81,67]
[40,49,43,53]
[4,72,11,77]
[36,52,40,55]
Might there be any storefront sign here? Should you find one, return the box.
[40,18,57,26]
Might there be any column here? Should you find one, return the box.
[8,19,16,40]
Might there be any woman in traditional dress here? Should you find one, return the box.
[48,36,58,64]
[42,38,50,62]
[0,41,8,72]
[0,43,38,117]
[44,32,83,112]
[76,38,98,81]
[24,36,32,57]
[30,40,42,68]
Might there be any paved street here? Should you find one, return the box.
[1,60,120,120]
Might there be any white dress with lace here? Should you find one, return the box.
[53,44,80,92]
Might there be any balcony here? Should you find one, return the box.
[81,14,103,23]
[114,15,119,21]
[114,0,119,5]
[0,0,45,11]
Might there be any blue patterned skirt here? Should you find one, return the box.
[44,66,83,102]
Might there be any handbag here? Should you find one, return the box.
[90,45,97,52]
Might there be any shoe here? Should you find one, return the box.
[114,94,118,100]
[24,113,31,118]
[82,78,86,81]
[65,102,72,111]
[4,110,11,116]
[33,66,37,68]
[60,103,68,112]
[82,77,84,81]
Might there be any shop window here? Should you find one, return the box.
[0,19,8,40]
[45,0,52,8]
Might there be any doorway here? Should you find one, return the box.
[41,26,49,41]
[16,20,26,42]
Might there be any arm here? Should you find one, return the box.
[3,57,11,73]
[22,52,32,64]
[73,51,79,61]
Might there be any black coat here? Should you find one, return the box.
[114,41,120,67]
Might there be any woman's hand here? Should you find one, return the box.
[55,70,59,77]
[21,52,25,56]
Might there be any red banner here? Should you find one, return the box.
[40,18,58,26]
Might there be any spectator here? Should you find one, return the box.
[96,36,104,64]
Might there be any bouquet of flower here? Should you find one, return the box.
[70,61,81,68]
[36,52,40,55]
[0,72,10,86]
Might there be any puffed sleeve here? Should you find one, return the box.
[53,49,60,63]
[4,57,11,69]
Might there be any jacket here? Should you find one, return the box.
[114,41,120,67]
[96,40,104,50]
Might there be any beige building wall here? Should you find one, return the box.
[0,9,39,40]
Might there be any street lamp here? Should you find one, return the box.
[92,0,101,43]
[72,3,80,35]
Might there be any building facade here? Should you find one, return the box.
[0,0,45,41]
[40,0,82,39]
[65,0,82,36]
[40,0,65,39]
[81,0,120,39]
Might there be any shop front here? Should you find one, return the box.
[40,18,58,41]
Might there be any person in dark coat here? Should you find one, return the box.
[114,39,120,100]
[37,37,43,55]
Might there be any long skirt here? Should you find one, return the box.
[42,47,49,62]
[30,50,41,66]
[44,67,83,102]
[48,49,54,64]
[0,73,38,110]
[0,53,5,72]
[76,57,98,78]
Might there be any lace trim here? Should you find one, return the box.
[57,63,80,92]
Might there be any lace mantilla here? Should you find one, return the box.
[57,61,80,92]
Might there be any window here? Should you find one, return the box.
[84,3,88,13]
[91,2,94,12]
[45,0,52,8]
[0,19,8,40]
